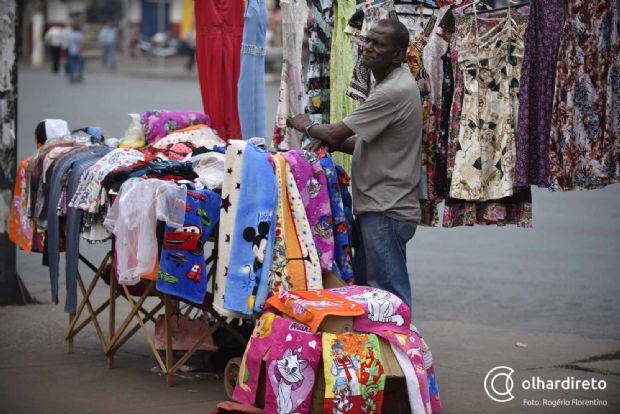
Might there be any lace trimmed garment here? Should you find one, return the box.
[547,0,619,191]
[272,0,308,150]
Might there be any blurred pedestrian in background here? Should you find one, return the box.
[185,28,196,72]
[67,21,85,83]
[44,25,64,74]
[99,20,118,70]
[61,24,71,74]
[128,26,140,59]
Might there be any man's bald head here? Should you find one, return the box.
[375,18,410,53]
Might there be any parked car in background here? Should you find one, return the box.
[138,32,181,58]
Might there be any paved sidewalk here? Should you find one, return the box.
[1,293,618,413]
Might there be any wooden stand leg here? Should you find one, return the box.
[107,266,116,369]
[164,295,174,387]
[67,314,74,353]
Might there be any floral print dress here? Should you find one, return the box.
[441,5,533,228]
[449,4,530,201]
[306,0,335,128]
[407,16,441,226]
[548,0,619,191]
[272,0,308,150]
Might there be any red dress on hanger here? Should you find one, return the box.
[195,0,244,140]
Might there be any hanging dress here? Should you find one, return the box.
[305,0,335,128]
[329,0,357,173]
[442,4,533,228]
[429,9,455,199]
[407,16,441,227]
[547,0,619,191]
[449,3,530,201]
[514,0,564,187]
[195,0,244,140]
[238,0,268,140]
[272,0,309,150]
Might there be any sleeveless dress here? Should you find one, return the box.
[449,4,530,201]
[238,0,268,140]
[195,0,244,140]
[441,4,533,228]
[547,0,619,191]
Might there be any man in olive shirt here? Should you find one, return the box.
[287,19,422,314]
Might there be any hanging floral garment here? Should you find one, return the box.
[449,4,530,201]
[8,158,34,252]
[272,0,308,150]
[407,16,440,227]
[547,0,619,191]
[305,0,335,130]
[441,5,533,228]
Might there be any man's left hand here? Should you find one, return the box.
[286,114,311,133]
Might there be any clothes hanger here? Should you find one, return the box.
[394,0,440,9]
[394,0,439,18]
[396,8,437,18]
[460,0,530,15]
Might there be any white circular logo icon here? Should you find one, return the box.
[484,366,515,403]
